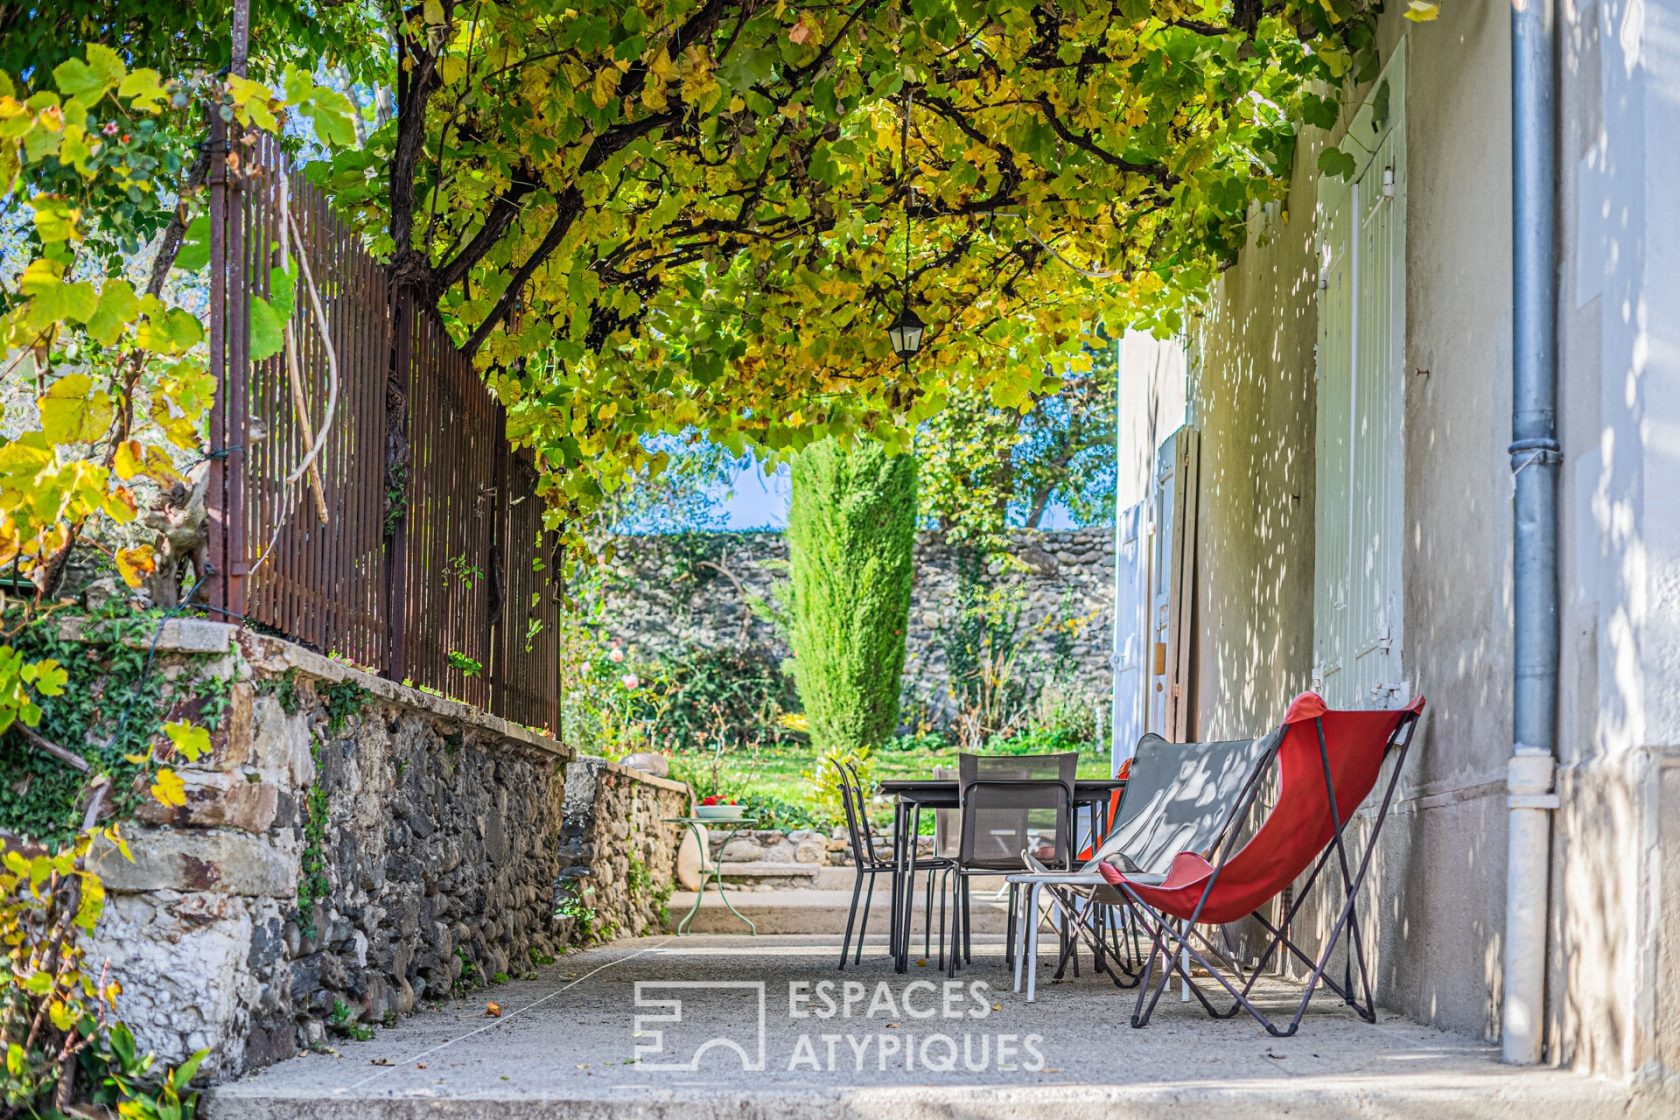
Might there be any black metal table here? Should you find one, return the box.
[877,778,1124,972]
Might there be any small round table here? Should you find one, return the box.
[665,816,760,935]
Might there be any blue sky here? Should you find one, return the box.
[718,457,792,530]
[712,455,1077,531]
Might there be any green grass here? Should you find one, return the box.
[669,738,1112,832]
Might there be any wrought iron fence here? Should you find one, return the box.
[205,131,559,731]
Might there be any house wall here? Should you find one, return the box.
[1552,0,1680,1084]
[1164,2,1680,1080]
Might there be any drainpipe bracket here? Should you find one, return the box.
[1506,747,1558,809]
[1508,438,1562,470]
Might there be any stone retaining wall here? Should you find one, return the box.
[558,757,689,940]
[86,622,576,1081]
[596,527,1114,718]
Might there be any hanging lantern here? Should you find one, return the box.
[887,304,925,360]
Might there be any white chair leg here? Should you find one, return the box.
[1026,883,1042,1003]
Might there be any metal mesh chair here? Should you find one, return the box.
[945,752,1077,976]
[835,758,949,968]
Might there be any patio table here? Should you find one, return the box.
[665,816,760,935]
[876,778,1124,972]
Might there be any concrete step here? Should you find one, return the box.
[716,861,821,885]
[667,886,1014,937]
[716,863,864,891]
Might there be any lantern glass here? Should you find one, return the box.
[888,306,925,358]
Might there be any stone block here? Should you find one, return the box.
[720,838,764,863]
[135,772,280,833]
[97,829,295,897]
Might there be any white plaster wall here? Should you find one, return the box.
[1114,332,1188,514]
[1553,0,1680,1083]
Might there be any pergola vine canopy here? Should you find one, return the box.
[313,0,1379,523]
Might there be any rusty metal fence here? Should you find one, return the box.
[205,133,559,731]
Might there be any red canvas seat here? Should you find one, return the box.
[1099,691,1424,1035]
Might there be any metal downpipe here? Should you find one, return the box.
[1503,0,1563,1066]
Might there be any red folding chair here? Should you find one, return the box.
[1099,691,1424,1035]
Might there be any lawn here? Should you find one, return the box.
[666,737,1114,832]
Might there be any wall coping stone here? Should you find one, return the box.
[237,629,573,760]
[572,754,691,798]
[67,617,573,760]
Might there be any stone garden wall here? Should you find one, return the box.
[558,756,689,939]
[596,527,1115,717]
[84,622,582,1081]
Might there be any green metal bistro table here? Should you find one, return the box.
[665,816,760,935]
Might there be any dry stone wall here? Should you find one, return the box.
[596,527,1115,717]
[78,623,633,1082]
[558,756,689,940]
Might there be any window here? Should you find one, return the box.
[1313,45,1407,709]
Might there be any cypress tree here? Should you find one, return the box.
[786,437,918,755]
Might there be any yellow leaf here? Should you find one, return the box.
[225,75,277,131]
[32,197,81,243]
[117,68,168,112]
[591,68,620,109]
[103,486,138,524]
[135,307,204,354]
[115,544,157,588]
[438,55,467,86]
[112,440,144,480]
[150,767,186,808]
[163,720,211,763]
[38,374,115,443]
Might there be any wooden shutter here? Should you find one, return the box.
[1314,46,1408,709]
[1110,500,1147,768]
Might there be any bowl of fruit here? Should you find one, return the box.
[694,796,746,822]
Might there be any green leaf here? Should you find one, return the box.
[250,296,285,361]
[86,280,140,346]
[176,214,212,272]
[1317,145,1357,180]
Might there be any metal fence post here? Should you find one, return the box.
[384,289,414,683]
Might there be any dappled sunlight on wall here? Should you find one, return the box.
[1189,183,1318,744]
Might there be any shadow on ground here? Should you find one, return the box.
[208,933,1663,1119]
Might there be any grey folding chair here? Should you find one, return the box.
[946,752,1078,978]
[1008,728,1282,999]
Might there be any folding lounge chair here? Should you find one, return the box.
[1008,728,1282,999]
[1101,691,1425,1035]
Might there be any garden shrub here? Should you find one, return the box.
[657,646,796,754]
[786,439,917,756]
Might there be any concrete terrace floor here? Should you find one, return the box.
[209,933,1663,1120]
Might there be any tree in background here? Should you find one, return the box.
[786,439,917,756]
[918,343,1118,548]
